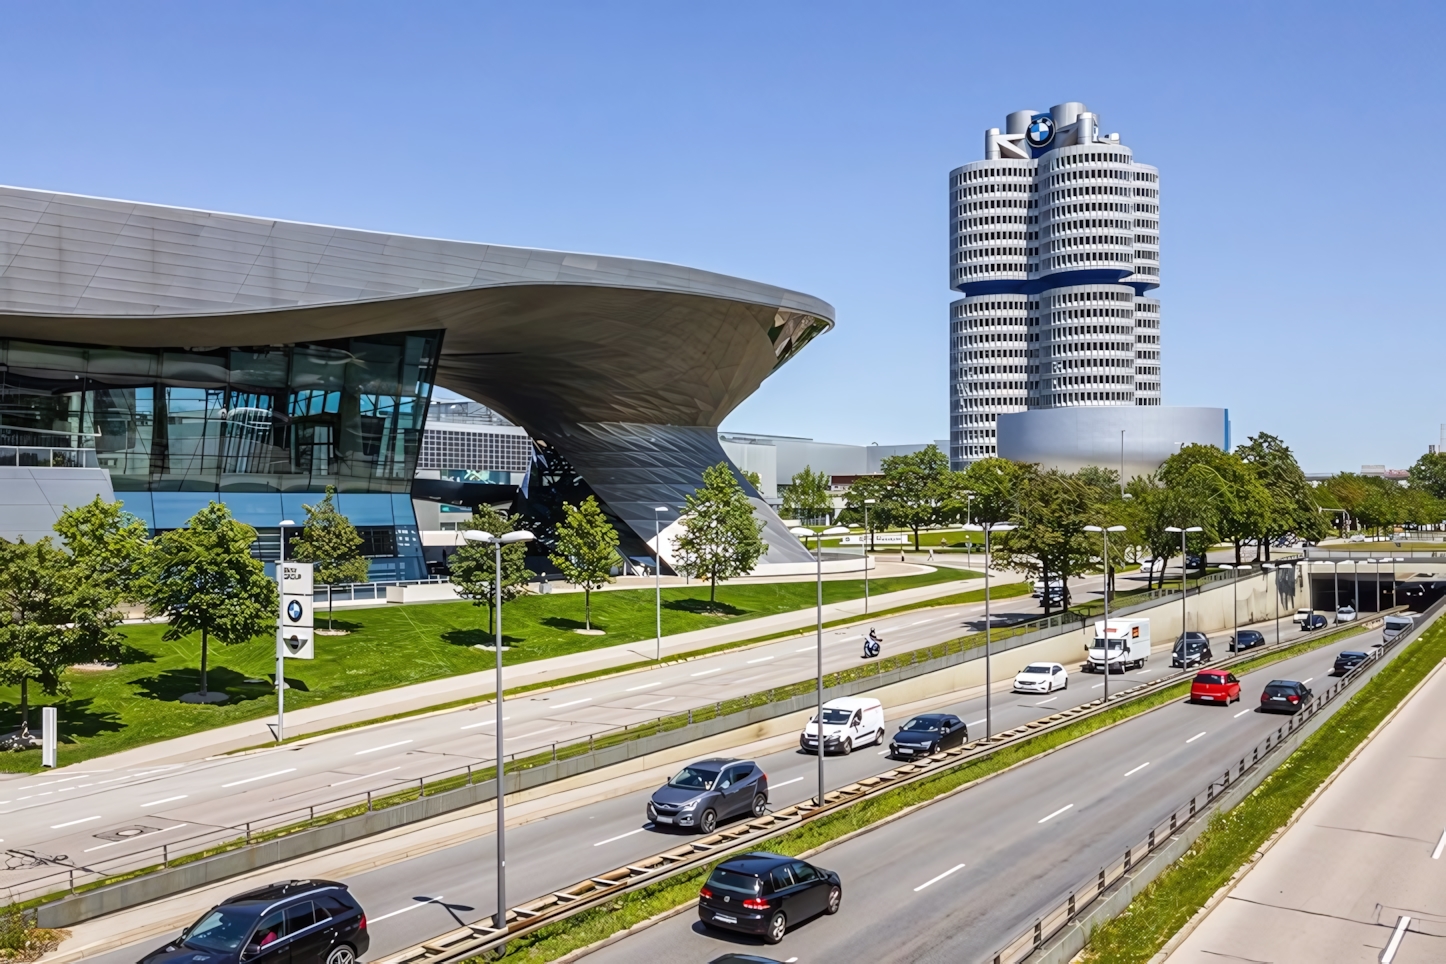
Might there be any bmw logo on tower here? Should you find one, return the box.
[1025,113,1054,148]
[287,599,304,622]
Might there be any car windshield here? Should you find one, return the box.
[182,906,262,952]
[669,766,720,790]
[1022,664,1053,674]
[901,717,942,731]
[1264,682,1297,696]
[1094,638,1126,651]
[1340,651,1366,659]
[1194,673,1225,684]
[819,708,853,724]
[708,868,762,896]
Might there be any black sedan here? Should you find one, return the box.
[1332,650,1370,675]
[889,714,968,759]
[1259,679,1314,714]
[1302,613,1328,631]
[1228,630,1266,652]
[139,879,368,964]
[699,852,841,944]
[648,758,768,834]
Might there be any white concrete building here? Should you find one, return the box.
[948,101,1162,468]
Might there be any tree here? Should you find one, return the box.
[1409,451,1446,501]
[781,466,833,524]
[0,538,122,741]
[449,505,535,636]
[1236,432,1327,555]
[878,445,954,550]
[836,474,890,549]
[991,469,1097,612]
[51,496,152,605]
[147,503,277,700]
[1162,445,1272,564]
[958,457,1027,526]
[289,485,370,630]
[673,462,767,602]
[549,496,620,631]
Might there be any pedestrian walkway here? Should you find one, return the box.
[1166,655,1446,963]
[72,568,1024,771]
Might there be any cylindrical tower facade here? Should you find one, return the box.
[948,102,1161,468]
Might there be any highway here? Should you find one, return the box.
[82,610,1331,963]
[0,577,1075,899]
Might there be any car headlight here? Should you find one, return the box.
[681,799,699,811]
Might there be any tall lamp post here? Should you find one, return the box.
[1390,557,1405,608]
[790,525,850,806]
[1084,524,1126,702]
[463,527,536,937]
[964,492,976,569]
[863,498,876,613]
[652,507,668,661]
[275,519,295,742]
[1262,563,1283,644]
[1218,564,1245,648]
[1164,525,1203,636]
[1365,558,1378,613]
[963,521,1016,738]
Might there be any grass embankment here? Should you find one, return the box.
[0,569,974,772]
[481,621,1370,963]
[1078,618,1446,963]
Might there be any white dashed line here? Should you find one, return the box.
[772,777,804,788]
[913,862,965,891]
[1234,708,1252,718]
[356,740,413,756]
[625,681,663,692]
[329,767,401,788]
[1381,915,1411,963]
[1302,678,1313,684]
[140,795,188,808]
[967,719,986,728]
[368,896,446,924]
[50,815,102,829]
[747,656,775,664]
[553,698,592,709]
[221,768,297,788]
[1123,762,1150,777]
[506,725,562,742]
[460,716,509,730]
[1432,829,1446,860]
[691,668,722,677]
[1035,697,1058,706]
[1038,804,1073,824]
[594,827,647,846]
[1186,731,1207,744]
[635,697,676,708]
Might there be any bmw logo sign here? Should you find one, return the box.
[287,599,304,622]
[1026,113,1055,148]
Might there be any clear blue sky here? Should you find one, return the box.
[2,1,1441,473]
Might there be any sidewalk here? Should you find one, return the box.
[63,568,1025,772]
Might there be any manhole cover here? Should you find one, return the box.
[94,825,159,841]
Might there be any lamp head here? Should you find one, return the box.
[1106,525,1126,532]
[991,522,1017,532]
[500,530,535,545]
[962,523,983,532]
[822,526,850,536]
[463,530,494,543]
[789,526,815,538]
[279,519,296,527]
[1083,525,1102,532]
[864,498,877,505]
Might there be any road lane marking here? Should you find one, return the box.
[330,767,401,788]
[506,725,562,741]
[1382,915,1411,963]
[140,795,188,808]
[356,740,413,756]
[747,655,775,664]
[1038,804,1073,824]
[967,719,986,727]
[625,681,663,692]
[796,646,817,653]
[1091,683,1104,689]
[635,697,676,708]
[594,828,647,846]
[82,823,189,852]
[1186,731,1207,744]
[553,698,592,709]
[691,668,722,677]
[913,863,966,891]
[1433,829,1446,860]
[772,777,804,788]
[1234,708,1252,718]
[1123,762,1150,777]
[460,716,510,730]
[1303,677,1314,684]
[221,768,297,788]
[368,896,446,924]
[1035,697,1058,706]
[50,815,102,829]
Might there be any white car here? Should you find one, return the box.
[1013,662,1067,694]
[1293,608,1312,626]
[1336,606,1357,623]
[799,697,886,755]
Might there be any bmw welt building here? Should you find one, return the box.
[0,185,830,575]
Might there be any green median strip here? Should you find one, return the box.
[476,622,1371,963]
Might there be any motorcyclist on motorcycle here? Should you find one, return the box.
[864,628,883,658]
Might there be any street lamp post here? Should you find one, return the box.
[1365,558,1378,613]
[464,527,536,937]
[653,507,668,661]
[1262,563,1283,644]
[1219,564,1245,648]
[863,499,876,613]
[1084,524,1127,702]
[1164,526,1203,636]
[275,519,296,743]
[964,521,1016,738]
[964,492,976,569]
[790,525,850,806]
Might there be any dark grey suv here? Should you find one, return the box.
[647,758,769,834]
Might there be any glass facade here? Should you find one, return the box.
[0,331,441,579]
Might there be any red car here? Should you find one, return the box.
[1190,670,1241,705]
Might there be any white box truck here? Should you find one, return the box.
[1087,618,1151,673]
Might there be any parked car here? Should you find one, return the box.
[1336,606,1357,623]
[1259,679,1314,714]
[1302,613,1328,631]
[1332,651,1370,675]
[799,697,885,755]
[1293,608,1312,626]
[1013,662,1068,693]
[1171,632,1213,668]
[648,758,768,833]
[699,852,841,944]
[889,714,968,759]
[1190,670,1241,705]
[1228,630,1266,653]
[138,880,368,964]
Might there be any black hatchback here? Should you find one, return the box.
[1228,630,1266,652]
[699,852,841,944]
[1332,651,1370,675]
[889,714,967,759]
[1259,680,1313,714]
[138,880,368,964]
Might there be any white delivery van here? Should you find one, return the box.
[1087,618,1151,673]
[1383,613,1414,643]
[799,697,886,755]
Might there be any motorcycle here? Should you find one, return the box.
[863,632,882,658]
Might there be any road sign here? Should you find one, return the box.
[277,562,314,660]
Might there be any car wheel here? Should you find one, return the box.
[765,911,787,944]
[699,809,717,834]
[326,947,356,964]
[751,793,768,818]
[875,728,885,747]
[840,738,852,756]
[825,885,842,915]
[929,742,940,755]
[1063,677,1068,689]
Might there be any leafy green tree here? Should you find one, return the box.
[1409,452,1446,501]
[1162,444,1272,564]
[289,485,370,630]
[147,503,278,700]
[1236,432,1327,554]
[1125,465,1225,587]
[674,462,767,602]
[450,505,535,636]
[51,496,152,605]
[957,457,1027,526]
[991,468,1096,612]
[0,538,122,740]
[781,465,833,524]
[549,496,620,631]
[878,445,954,550]
[836,474,890,548]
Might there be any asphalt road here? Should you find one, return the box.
[0,577,1087,899]
[85,610,1328,963]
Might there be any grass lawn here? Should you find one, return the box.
[0,567,975,772]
